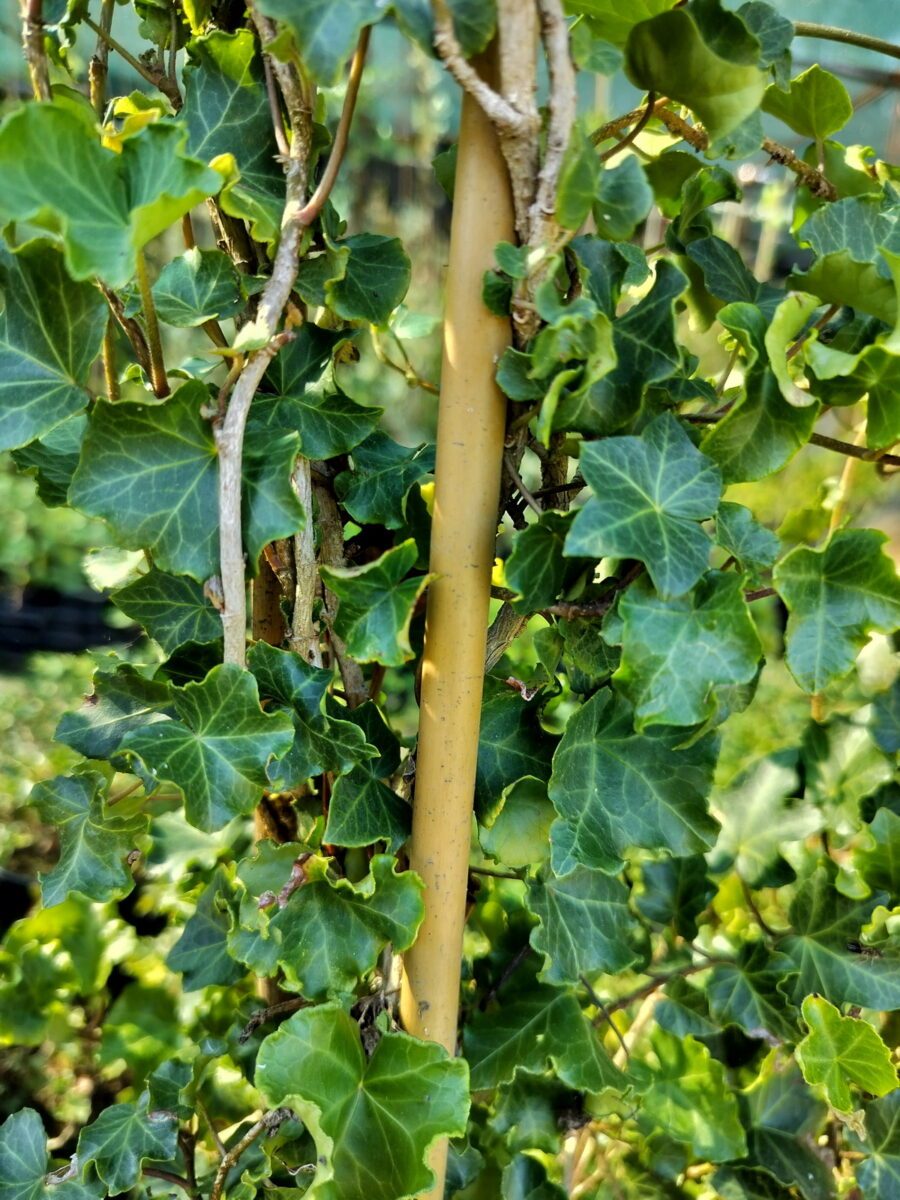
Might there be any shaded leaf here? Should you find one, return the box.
[166,868,244,991]
[55,665,173,761]
[76,1095,178,1194]
[152,247,243,326]
[112,568,222,654]
[335,433,435,529]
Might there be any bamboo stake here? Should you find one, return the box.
[399,46,515,1199]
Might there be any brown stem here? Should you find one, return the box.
[684,413,900,467]
[529,0,577,241]
[143,1167,196,1196]
[99,282,152,377]
[603,960,728,1017]
[239,996,309,1044]
[88,0,115,117]
[503,450,541,515]
[599,91,656,163]
[136,250,170,398]
[21,0,51,102]
[263,53,291,158]
[208,1110,293,1200]
[82,14,182,108]
[102,317,120,402]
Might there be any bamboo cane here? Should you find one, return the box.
[399,46,515,1199]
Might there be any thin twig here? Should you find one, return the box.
[296,28,372,227]
[239,996,309,1043]
[603,960,727,1017]
[263,54,291,158]
[143,1167,195,1196]
[479,942,531,1010]
[503,451,541,515]
[136,250,170,398]
[209,1110,293,1200]
[88,0,115,117]
[470,865,523,880]
[599,92,656,163]
[684,412,900,467]
[739,876,778,938]
[82,14,181,107]
[99,282,152,375]
[196,1097,227,1161]
[102,316,119,402]
[580,974,629,1058]
[794,21,900,63]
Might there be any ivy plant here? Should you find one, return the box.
[2,1,900,1198]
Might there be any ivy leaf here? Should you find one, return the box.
[856,1092,900,1200]
[566,414,722,597]
[762,65,853,140]
[30,772,147,908]
[323,702,410,850]
[11,414,86,507]
[76,1095,179,1194]
[253,325,380,459]
[476,678,557,821]
[715,502,780,581]
[774,530,900,695]
[708,945,799,1043]
[625,1,766,141]
[297,234,412,326]
[636,855,714,940]
[633,1030,748,1161]
[166,868,244,991]
[112,569,222,655]
[701,367,818,483]
[69,383,304,581]
[872,681,900,754]
[255,1002,469,1198]
[243,854,423,999]
[685,236,782,317]
[610,572,763,729]
[320,540,430,667]
[560,259,687,434]
[741,1053,831,1200]
[593,157,653,241]
[548,689,719,874]
[55,665,174,761]
[783,863,900,1010]
[481,777,555,869]
[567,0,677,47]
[796,995,897,1113]
[464,980,623,1092]
[505,512,588,612]
[151,248,243,326]
[527,865,639,985]
[121,663,294,832]
[248,642,374,788]
[335,433,435,529]
[0,241,106,453]
[0,104,220,287]
[181,30,284,245]
[254,0,386,85]
[0,1109,103,1200]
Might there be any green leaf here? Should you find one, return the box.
[255,1002,469,1198]
[0,1109,102,1200]
[625,1,766,141]
[30,772,147,908]
[151,247,243,326]
[774,530,900,695]
[0,241,106,453]
[566,414,722,597]
[857,1092,900,1200]
[701,367,818,483]
[634,1030,748,1160]
[765,292,822,408]
[709,755,820,886]
[796,995,897,1113]
[121,663,294,832]
[239,853,423,999]
[181,31,285,245]
[685,236,782,316]
[762,66,853,141]
[55,664,173,761]
[11,414,86,507]
[636,855,714,939]
[715,502,779,581]
[325,769,411,851]
[783,862,900,1010]
[464,980,623,1092]
[527,864,639,984]
[112,568,222,654]
[320,540,429,667]
[69,382,305,581]
[335,433,435,528]
[248,642,375,788]
[872,681,900,754]
[594,157,653,242]
[610,572,763,728]
[255,0,385,85]
[481,777,555,869]
[0,103,220,287]
[708,944,798,1043]
[505,512,588,612]
[476,678,557,821]
[297,233,412,326]
[548,689,719,874]
[252,325,380,459]
[556,132,600,231]
[565,0,677,47]
[741,1052,831,1200]
[76,1095,178,1194]
[167,868,244,991]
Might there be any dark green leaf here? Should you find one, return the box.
[76,1095,178,1194]
[476,677,557,821]
[506,512,587,611]
[0,1109,102,1200]
[593,157,652,242]
[715,502,779,580]
[166,868,244,990]
[636,855,714,939]
[708,944,798,1043]
[55,665,173,761]
[857,1091,900,1200]
[335,433,435,528]
[112,568,222,654]
[254,0,386,85]
[152,247,243,326]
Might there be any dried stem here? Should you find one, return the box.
[82,14,182,108]
[100,283,151,376]
[102,316,120,402]
[684,413,900,467]
[208,1110,293,1200]
[89,0,115,117]
[21,0,51,102]
[599,91,656,163]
